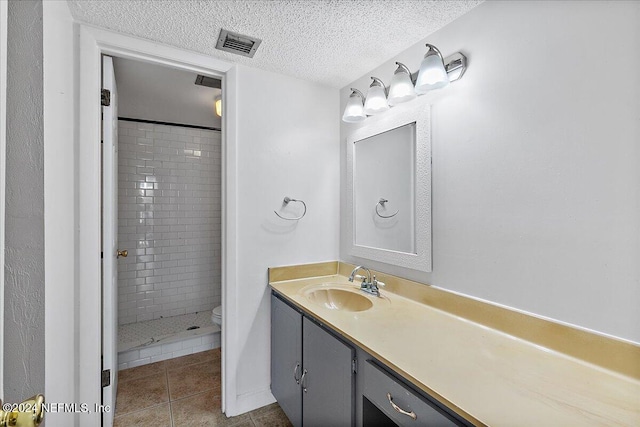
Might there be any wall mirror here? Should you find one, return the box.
[346,102,431,272]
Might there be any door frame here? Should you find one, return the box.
[0,0,8,400]
[76,24,239,423]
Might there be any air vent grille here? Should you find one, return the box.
[215,29,262,58]
[194,75,221,89]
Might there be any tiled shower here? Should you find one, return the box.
[116,119,222,368]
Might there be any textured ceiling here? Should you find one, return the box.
[67,0,482,88]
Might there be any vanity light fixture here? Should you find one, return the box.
[342,88,366,123]
[363,77,390,115]
[387,62,417,106]
[414,44,449,93]
[214,95,222,117]
[341,43,467,123]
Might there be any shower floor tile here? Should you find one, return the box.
[118,311,219,352]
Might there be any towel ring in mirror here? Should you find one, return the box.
[375,198,398,218]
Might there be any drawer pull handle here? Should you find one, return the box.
[387,393,417,421]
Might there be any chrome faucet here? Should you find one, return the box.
[348,266,385,297]
[348,265,371,284]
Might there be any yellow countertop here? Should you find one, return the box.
[270,272,640,427]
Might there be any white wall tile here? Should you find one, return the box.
[139,345,163,359]
[171,348,192,358]
[118,350,140,363]
[117,120,221,324]
[118,332,220,371]
[180,336,203,349]
[192,343,215,353]
[160,341,183,354]
[149,353,174,364]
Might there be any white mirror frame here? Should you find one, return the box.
[346,102,432,272]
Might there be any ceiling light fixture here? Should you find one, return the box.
[342,44,467,123]
[342,88,366,123]
[363,77,389,115]
[214,95,222,117]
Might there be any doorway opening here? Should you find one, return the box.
[101,55,225,424]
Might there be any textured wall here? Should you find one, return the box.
[4,0,45,402]
[117,120,221,325]
[340,0,640,343]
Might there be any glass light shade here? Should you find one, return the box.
[388,71,416,106]
[363,84,389,115]
[342,94,366,123]
[415,53,449,94]
[215,96,222,117]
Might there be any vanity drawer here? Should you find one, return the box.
[363,360,460,427]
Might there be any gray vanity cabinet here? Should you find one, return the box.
[302,317,355,426]
[271,293,303,426]
[271,293,355,427]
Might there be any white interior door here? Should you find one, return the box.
[102,55,119,426]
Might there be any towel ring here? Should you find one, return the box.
[274,196,307,221]
[375,198,398,218]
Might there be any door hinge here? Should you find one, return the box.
[352,358,357,374]
[101,369,111,387]
[101,89,111,106]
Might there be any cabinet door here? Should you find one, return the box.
[302,317,355,427]
[271,294,303,427]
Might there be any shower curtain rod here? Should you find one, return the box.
[119,116,221,132]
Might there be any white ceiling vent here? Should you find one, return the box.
[215,29,262,58]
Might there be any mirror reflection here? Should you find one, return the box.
[354,123,416,254]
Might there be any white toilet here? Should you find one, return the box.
[211,305,222,327]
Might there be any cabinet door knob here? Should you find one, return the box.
[117,249,128,258]
[387,393,417,420]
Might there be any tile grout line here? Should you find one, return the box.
[166,368,174,427]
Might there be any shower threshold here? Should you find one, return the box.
[118,311,220,353]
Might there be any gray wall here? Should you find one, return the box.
[4,0,45,402]
[340,0,640,343]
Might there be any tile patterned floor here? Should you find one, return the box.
[115,348,293,427]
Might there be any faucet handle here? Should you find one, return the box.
[372,275,385,287]
[353,274,368,282]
